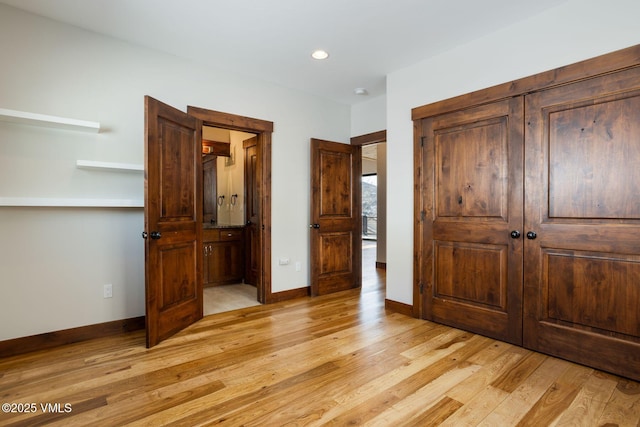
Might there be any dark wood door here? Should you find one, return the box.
[524,67,640,380]
[419,98,524,344]
[144,96,203,348]
[202,155,217,225]
[244,136,259,286]
[310,138,362,296]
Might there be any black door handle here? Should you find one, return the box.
[510,230,521,239]
[526,231,537,240]
[309,224,320,229]
[150,231,162,239]
[141,231,148,239]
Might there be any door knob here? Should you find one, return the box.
[150,231,162,239]
[510,230,521,239]
[526,231,537,240]
[309,224,320,229]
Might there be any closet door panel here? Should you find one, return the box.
[548,97,640,219]
[524,66,640,381]
[546,251,640,337]
[420,98,524,344]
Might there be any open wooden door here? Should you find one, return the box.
[144,96,203,348]
[310,138,362,296]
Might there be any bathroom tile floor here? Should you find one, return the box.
[203,283,261,315]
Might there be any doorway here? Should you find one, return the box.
[200,126,260,315]
[351,131,387,292]
[187,106,274,305]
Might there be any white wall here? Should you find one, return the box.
[0,4,349,340]
[351,95,386,136]
[386,0,640,305]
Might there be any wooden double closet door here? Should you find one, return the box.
[415,47,640,381]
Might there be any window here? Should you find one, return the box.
[362,174,377,239]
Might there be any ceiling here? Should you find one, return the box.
[1,0,567,105]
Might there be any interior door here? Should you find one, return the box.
[244,136,259,286]
[310,138,362,296]
[144,96,203,348]
[419,98,524,344]
[524,67,640,380]
[202,155,217,225]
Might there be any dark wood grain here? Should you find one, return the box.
[418,98,524,345]
[523,66,640,381]
[144,96,203,348]
[310,138,362,296]
[187,106,274,133]
[202,139,230,156]
[203,228,245,287]
[350,129,387,146]
[202,155,217,224]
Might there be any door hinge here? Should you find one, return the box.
[420,210,426,221]
[420,136,425,147]
[419,282,424,294]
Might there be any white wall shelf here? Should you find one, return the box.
[0,108,101,133]
[76,160,144,172]
[0,197,143,208]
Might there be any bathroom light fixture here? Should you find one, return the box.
[354,88,368,96]
[311,49,329,60]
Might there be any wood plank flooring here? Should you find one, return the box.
[1,263,639,425]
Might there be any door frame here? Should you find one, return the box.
[351,130,387,269]
[350,130,386,147]
[187,106,273,304]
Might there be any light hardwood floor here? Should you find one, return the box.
[1,251,639,426]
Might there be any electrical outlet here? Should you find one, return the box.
[103,284,113,298]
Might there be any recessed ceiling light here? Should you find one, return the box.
[311,50,329,60]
